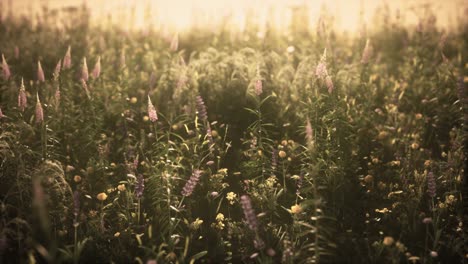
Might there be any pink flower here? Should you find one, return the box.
[255,79,263,96]
[91,56,101,79]
[62,46,72,70]
[81,57,89,82]
[35,93,44,124]
[0,107,4,119]
[315,49,328,79]
[2,54,11,80]
[170,33,179,51]
[147,95,158,122]
[53,59,61,80]
[18,78,27,111]
[37,61,45,82]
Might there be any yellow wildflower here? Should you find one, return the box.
[290,204,303,214]
[383,236,394,246]
[97,192,108,201]
[226,192,237,205]
[216,213,225,222]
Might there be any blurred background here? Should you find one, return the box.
[1,0,466,32]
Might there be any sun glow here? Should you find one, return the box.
[2,0,465,33]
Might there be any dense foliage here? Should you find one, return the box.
[0,5,467,264]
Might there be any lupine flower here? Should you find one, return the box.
[361,39,372,64]
[73,190,80,226]
[135,174,145,199]
[147,95,158,122]
[14,46,19,59]
[81,57,89,82]
[2,54,11,80]
[315,48,328,79]
[325,75,334,93]
[254,65,263,95]
[91,56,101,79]
[427,172,436,198]
[240,195,258,232]
[181,169,202,197]
[0,107,4,119]
[53,59,61,80]
[18,78,27,111]
[37,61,45,82]
[35,93,44,124]
[170,32,179,51]
[195,95,208,121]
[62,46,71,69]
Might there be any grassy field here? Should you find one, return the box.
[0,4,467,264]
